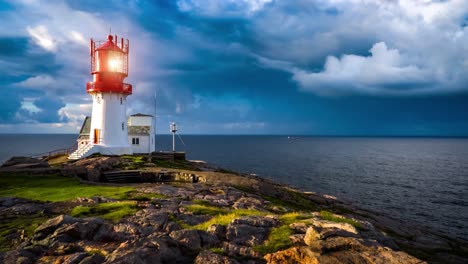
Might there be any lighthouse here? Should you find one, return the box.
[69,34,134,159]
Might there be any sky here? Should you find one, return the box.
[0,0,467,135]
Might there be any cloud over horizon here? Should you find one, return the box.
[0,0,467,135]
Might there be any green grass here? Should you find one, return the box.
[319,210,362,229]
[184,204,229,215]
[70,201,138,222]
[254,225,293,254]
[279,212,313,225]
[0,216,46,252]
[121,155,147,165]
[191,209,267,230]
[193,199,213,206]
[263,193,317,212]
[209,247,225,255]
[153,159,197,170]
[0,173,134,202]
[253,212,313,254]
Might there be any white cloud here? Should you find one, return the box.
[291,42,433,95]
[252,0,468,95]
[17,75,55,88]
[27,25,56,52]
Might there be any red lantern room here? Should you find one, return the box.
[86,34,132,94]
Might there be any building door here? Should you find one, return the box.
[94,129,99,144]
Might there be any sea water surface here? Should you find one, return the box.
[1,134,467,240]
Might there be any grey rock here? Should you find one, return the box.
[169,229,201,251]
[199,230,220,248]
[231,216,279,227]
[62,252,88,264]
[232,197,264,210]
[194,250,240,264]
[105,242,162,264]
[149,237,185,263]
[222,242,261,259]
[308,236,381,253]
[226,224,269,246]
[289,222,309,234]
[289,234,305,245]
[207,224,226,240]
[1,156,49,168]
[79,254,105,264]
[34,215,74,240]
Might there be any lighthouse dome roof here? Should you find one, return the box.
[96,35,123,52]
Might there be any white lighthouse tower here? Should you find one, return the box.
[69,34,133,159]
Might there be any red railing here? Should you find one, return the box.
[86,82,132,94]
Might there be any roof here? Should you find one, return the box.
[96,35,124,52]
[79,116,91,135]
[130,113,153,117]
[128,126,151,135]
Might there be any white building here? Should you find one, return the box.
[69,113,155,159]
[128,113,155,154]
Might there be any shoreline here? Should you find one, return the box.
[0,155,467,263]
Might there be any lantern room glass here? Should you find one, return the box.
[95,50,126,74]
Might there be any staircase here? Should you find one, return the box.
[102,171,142,183]
[68,144,95,160]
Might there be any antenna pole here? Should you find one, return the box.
[171,123,177,152]
[154,91,157,151]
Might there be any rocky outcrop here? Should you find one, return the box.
[1,156,467,264]
[61,157,120,182]
[1,156,49,169]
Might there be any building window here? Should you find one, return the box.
[120,97,123,104]
[122,122,124,131]
[132,138,139,145]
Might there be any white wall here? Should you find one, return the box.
[128,135,151,154]
[127,115,155,153]
[90,93,130,148]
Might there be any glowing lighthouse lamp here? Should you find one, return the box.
[70,34,134,159]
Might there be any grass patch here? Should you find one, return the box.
[191,209,267,230]
[121,155,147,165]
[185,204,228,215]
[193,199,213,206]
[0,216,46,252]
[279,212,313,225]
[70,201,138,222]
[253,212,312,254]
[153,159,197,170]
[0,173,134,202]
[263,193,317,212]
[85,248,108,257]
[320,210,362,229]
[209,247,225,255]
[254,225,293,254]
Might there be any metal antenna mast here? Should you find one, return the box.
[171,122,177,152]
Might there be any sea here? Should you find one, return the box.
[1,134,467,241]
